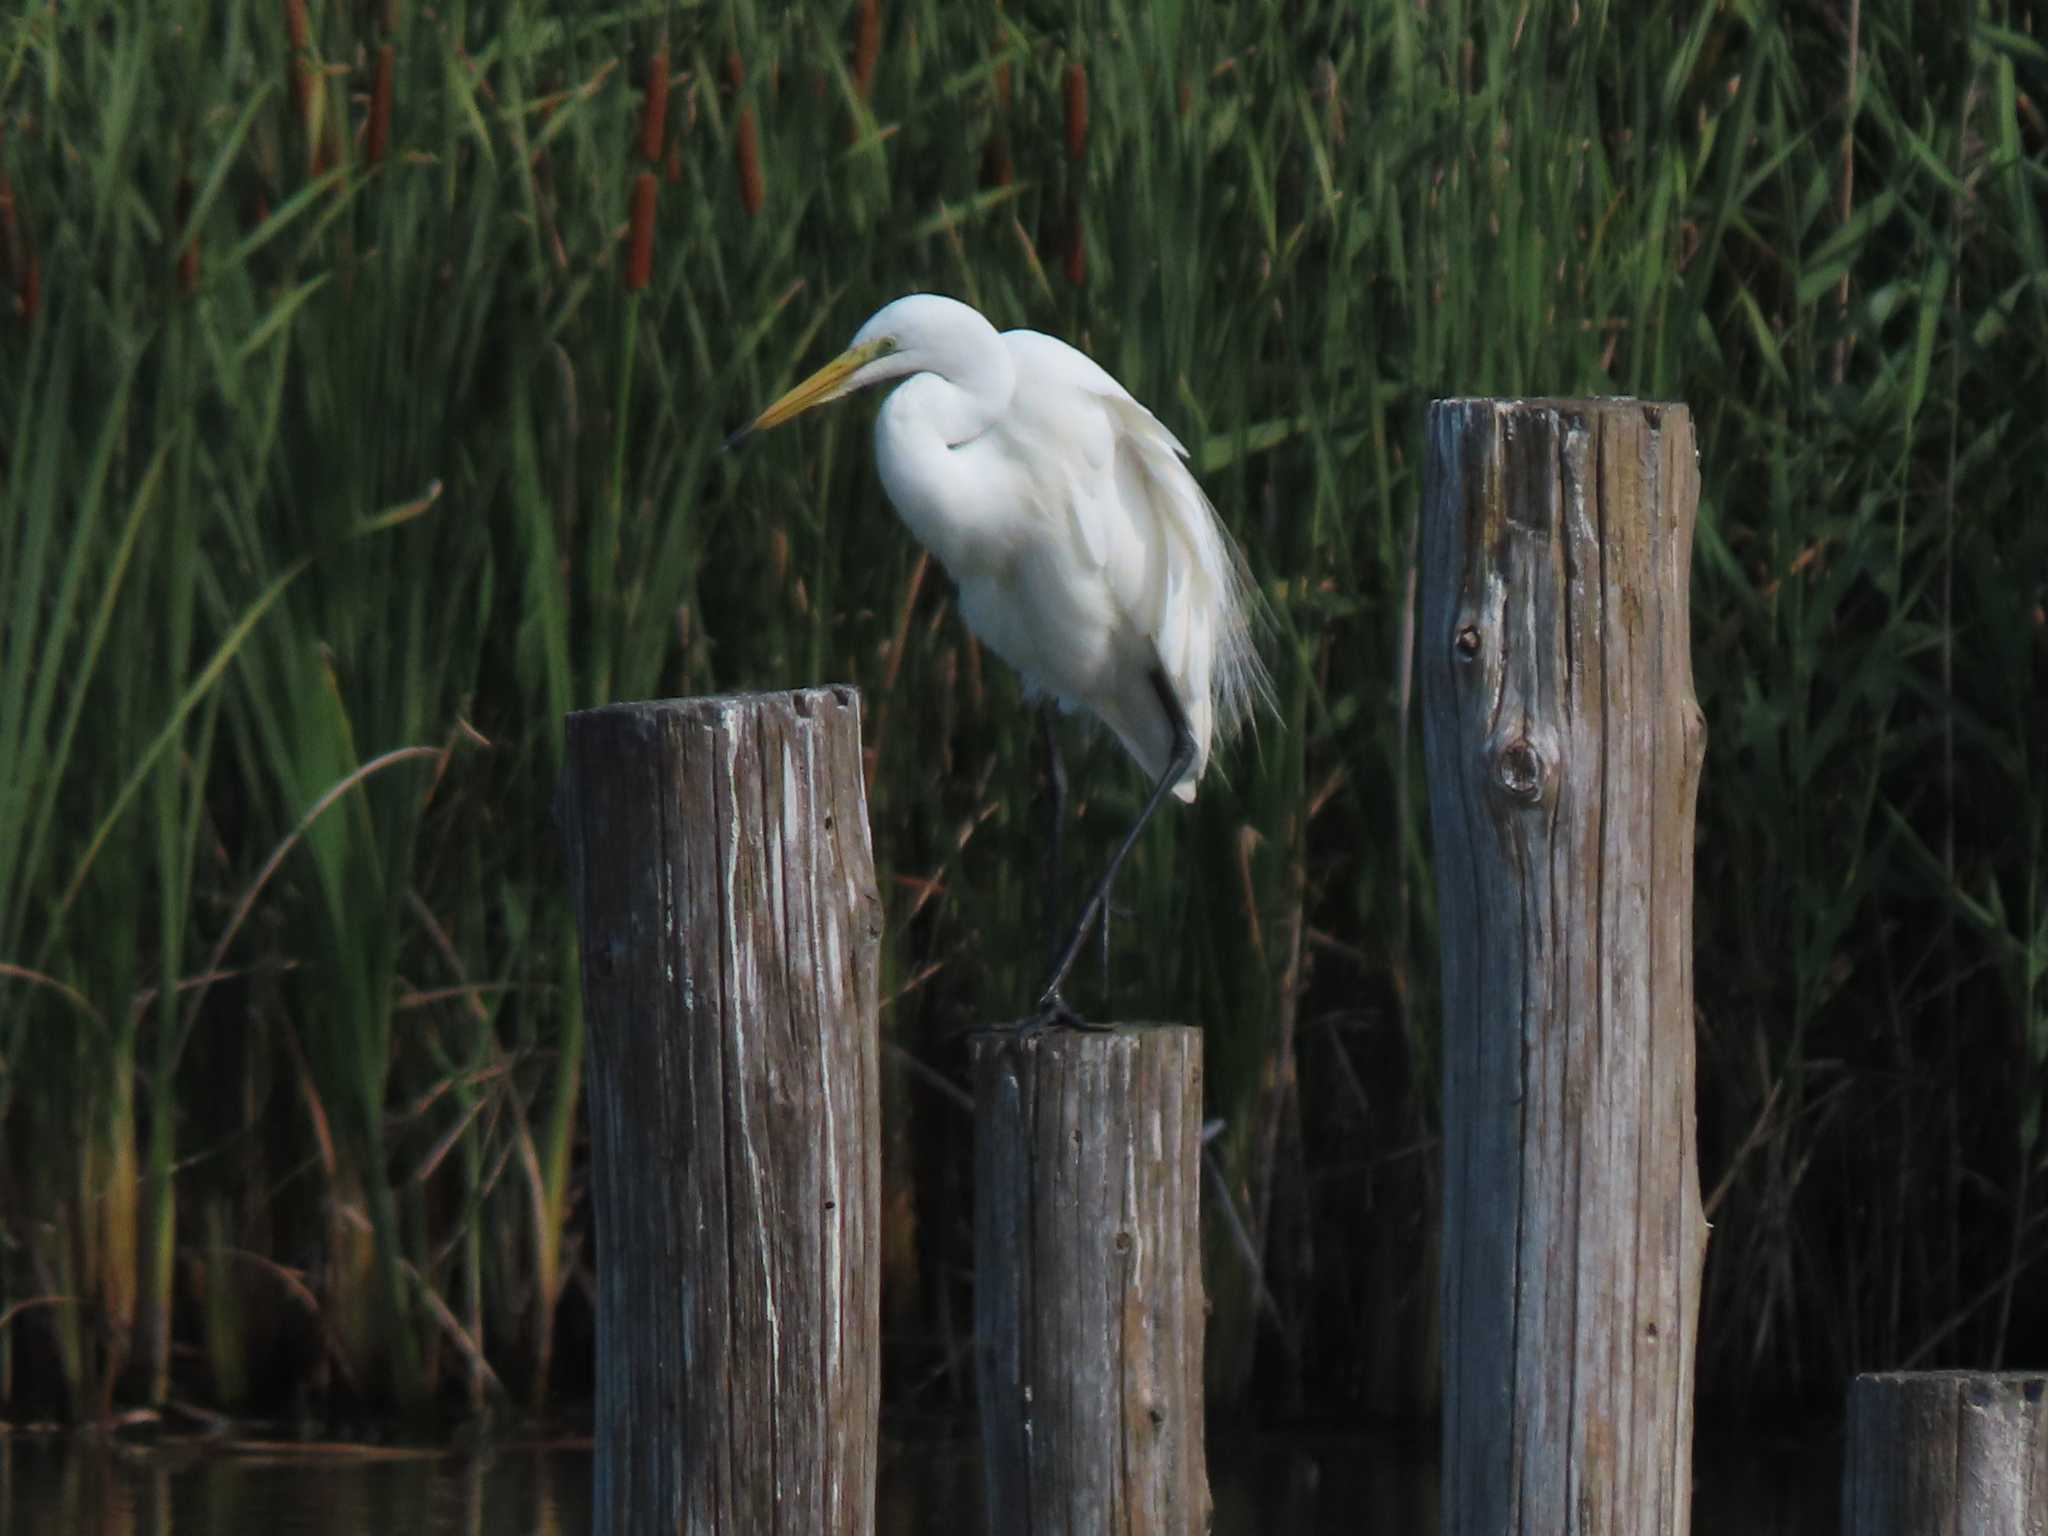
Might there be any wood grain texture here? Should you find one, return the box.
[972,1026,1210,1535]
[560,687,883,1536]
[1421,399,1709,1536]
[1845,1372,2048,1536]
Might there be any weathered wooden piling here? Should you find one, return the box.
[1421,399,1709,1535]
[560,688,883,1536]
[1844,1371,2048,1535]
[972,1025,1209,1535]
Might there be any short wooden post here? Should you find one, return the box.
[559,688,883,1536]
[1421,399,1709,1535]
[1844,1372,2048,1534]
[972,1026,1209,1535]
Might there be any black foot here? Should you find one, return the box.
[1026,989,1112,1034]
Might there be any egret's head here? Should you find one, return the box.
[729,294,999,448]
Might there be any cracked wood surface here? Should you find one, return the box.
[973,1026,1210,1535]
[1845,1372,2048,1535]
[562,687,882,1536]
[1422,399,1709,1536]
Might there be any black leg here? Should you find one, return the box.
[1036,666,1197,1026]
[1039,702,1067,975]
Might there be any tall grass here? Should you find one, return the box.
[1,0,2043,1426]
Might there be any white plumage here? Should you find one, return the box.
[743,293,1270,802]
[736,292,1272,1018]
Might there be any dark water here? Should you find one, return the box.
[0,1427,1835,1533]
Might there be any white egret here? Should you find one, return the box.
[732,293,1272,1025]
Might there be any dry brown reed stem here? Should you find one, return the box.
[979,132,1013,188]
[1063,192,1084,287]
[993,0,1011,110]
[18,243,37,325]
[368,43,394,165]
[852,0,880,101]
[624,172,656,292]
[639,45,668,164]
[1064,59,1088,162]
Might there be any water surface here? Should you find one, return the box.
[0,1426,1834,1532]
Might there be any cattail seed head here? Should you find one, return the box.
[368,43,395,164]
[639,46,669,164]
[1064,60,1088,163]
[735,108,764,215]
[624,171,656,292]
[282,0,327,173]
[852,0,881,101]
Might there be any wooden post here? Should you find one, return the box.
[1844,1372,2048,1534]
[559,688,883,1536]
[1421,399,1709,1535]
[972,1026,1210,1535]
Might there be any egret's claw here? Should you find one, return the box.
[1029,990,1111,1033]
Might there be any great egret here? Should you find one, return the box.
[732,293,1271,1025]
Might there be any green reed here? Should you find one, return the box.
[0,0,2042,1426]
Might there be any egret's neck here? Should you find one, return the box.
[883,344,1015,448]
[872,349,1018,575]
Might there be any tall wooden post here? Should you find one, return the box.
[1844,1372,2048,1534]
[560,688,883,1536]
[1421,399,1709,1535]
[972,1026,1210,1535]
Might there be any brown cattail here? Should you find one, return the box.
[1063,193,1085,287]
[852,0,880,101]
[735,107,764,215]
[639,45,669,164]
[727,50,763,216]
[174,177,201,297]
[665,140,683,185]
[367,43,395,164]
[284,0,312,115]
[283,0,327,172]
[624,170,656,292]
[1064,59,1088,163]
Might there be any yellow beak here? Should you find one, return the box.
[727,338,890,449]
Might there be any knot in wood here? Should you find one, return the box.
[1453,623,1482,660]
[1493,738,1545,804]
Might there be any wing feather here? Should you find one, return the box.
[999,328,1273,793]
